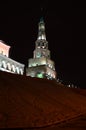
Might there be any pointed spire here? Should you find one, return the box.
[37,17,46,40]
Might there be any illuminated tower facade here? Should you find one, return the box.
[26,18,57,79]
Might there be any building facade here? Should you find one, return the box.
[26,18,57,79]
[0,40,24,75]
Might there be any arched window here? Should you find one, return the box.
[16,67,20,74]
[7,63,11,70]
[11,65,15,72]
[20,69,23,75]
[2,61,6,69]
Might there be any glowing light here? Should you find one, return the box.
[37,73,43,78]
[42,35,45,40]
[36,52,41,58]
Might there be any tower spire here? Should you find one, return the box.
[37,17,46,40]
[35,18,49,56]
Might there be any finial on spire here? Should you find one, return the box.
[40,6,43,14]
[41,7,43,12]
[40,6,45,21]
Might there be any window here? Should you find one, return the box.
[7,63,11,70]
[20,69,23,75]
[2,61,6,69]
[16,67,19,74]
[36,52,41,58]
[11,65,15,72]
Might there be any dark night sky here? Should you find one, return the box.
[0,1,86,88]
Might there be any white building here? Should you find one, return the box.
[0,40,25,75]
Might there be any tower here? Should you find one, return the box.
[26,18,57,79]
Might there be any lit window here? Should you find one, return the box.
[38,36,41,40]
[42,35,45,39]
[16,67,19,74]
[11,65,15,72]
[20,69,23,75]
[7,63,11,70]
[2,61,6,69]
[48,72,50,75]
